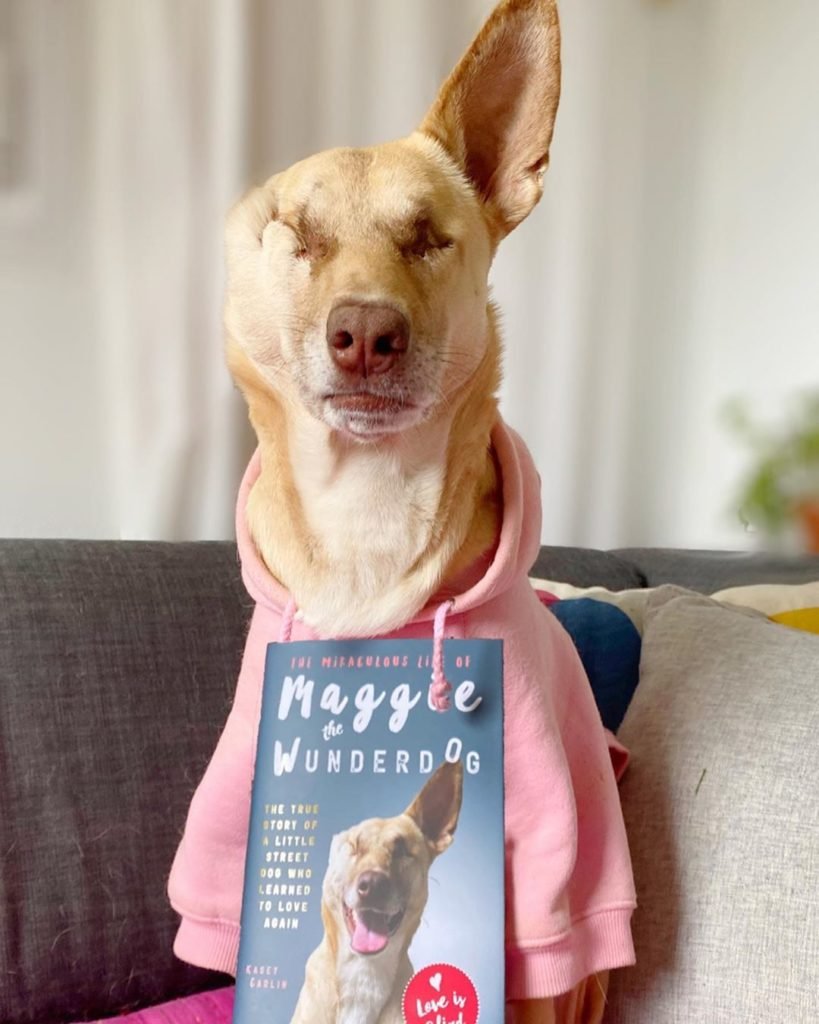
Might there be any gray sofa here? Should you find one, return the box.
[2,539,818,1023]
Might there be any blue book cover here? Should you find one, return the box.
[233,638,505,1024]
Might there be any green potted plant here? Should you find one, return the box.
[725,392,819,553]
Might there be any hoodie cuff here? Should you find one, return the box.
[506,905,636,1000]
[173,916,240,977]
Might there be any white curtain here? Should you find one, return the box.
[91,0,255,541]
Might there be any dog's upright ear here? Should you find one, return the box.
[419,0,561,240]
[406,760,464,856]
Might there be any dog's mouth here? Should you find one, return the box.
[326,393,411,415]
[343,903,405,956]
[321,391,421,438]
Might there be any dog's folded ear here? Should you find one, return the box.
[419,0,561,240]
[406,760,464,856]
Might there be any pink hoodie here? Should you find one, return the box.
[168,419,636,1000]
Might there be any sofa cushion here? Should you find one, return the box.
[0,541,244,1024]
[548,598,641,733]
[713,579,819,616]
[606,587,819,1022]
[531,578,652,632]
[770,607,819,634]
[530,575,819,635]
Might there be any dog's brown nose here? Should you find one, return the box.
[327,303,409,378]
[356,870,390,904]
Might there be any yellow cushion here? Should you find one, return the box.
[769,607,819,635]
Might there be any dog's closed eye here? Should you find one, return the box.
[275,214,333,263]
[391,836,412,859]
[399,217,454,260]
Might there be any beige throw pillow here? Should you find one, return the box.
[606,587,819,1023]
[712,579,819,616]
[528,577,652,631]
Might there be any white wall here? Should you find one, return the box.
[496,0,819,549]
[672,0,819,547]
[1,0,817,548]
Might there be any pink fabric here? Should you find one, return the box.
[605,730,631,783]
[535,587,559,607]
[82,987,234,1024]
[167,418,636,1000]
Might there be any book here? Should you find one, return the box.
[233,637,505,1024]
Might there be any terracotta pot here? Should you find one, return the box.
[796,499,819,553]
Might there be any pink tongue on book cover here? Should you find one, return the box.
[352,916,390,955]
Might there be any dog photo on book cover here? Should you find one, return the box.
[292,760,464,1023]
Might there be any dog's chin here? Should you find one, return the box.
[320,394,428,441]
[343,903,406,957]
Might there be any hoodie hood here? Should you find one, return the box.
[235,417,543,629]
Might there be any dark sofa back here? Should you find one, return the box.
[0,542,247,1023]
[532,545,819,591]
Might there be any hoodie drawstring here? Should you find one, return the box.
[278,596,454,714]
[430,599,455,712]
[279,598,297,643]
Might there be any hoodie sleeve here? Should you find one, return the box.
[490,584,636,1000]
[167,606,269,975]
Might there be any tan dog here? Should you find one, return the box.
[291,761,463,1024]
[225,1,607,1020]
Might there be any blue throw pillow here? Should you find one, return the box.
[549,598,641,732]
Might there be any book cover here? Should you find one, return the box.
[233,638,505,1024]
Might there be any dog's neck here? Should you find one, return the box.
[334,939,410,1024]
[230,321,501,637]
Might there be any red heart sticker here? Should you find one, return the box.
[402,963,479,1024]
